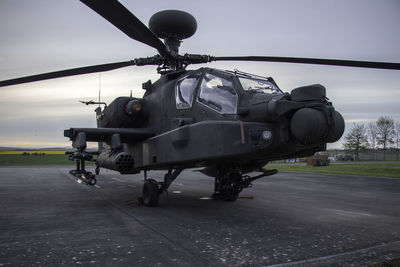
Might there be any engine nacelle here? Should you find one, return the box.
[290,107,344,144]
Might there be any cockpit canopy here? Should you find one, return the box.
[175,68,283,114]
[236,74,281,95]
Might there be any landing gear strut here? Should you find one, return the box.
[213,167,278,201]
[140,168,184,207]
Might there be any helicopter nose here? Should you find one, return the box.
[290,108,344,144]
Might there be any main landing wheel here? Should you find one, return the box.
[142,179,160,207]
[212,168,242,202]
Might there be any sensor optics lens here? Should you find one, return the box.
[262,130,272,141]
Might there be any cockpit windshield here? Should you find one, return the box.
[238,76,282,95]
[198,73,237,114]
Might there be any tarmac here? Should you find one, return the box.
[0,166,399,266]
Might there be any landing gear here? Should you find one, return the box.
[140,168,184,207]
[138,166,277,206]
[213,169,241,201]
[212,167,278,201]
[142,179,159,206]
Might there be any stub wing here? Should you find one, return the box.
[64,127,154,143]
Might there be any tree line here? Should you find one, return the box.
[343,116,399,160]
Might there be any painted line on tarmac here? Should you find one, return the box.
[267,240,400,267]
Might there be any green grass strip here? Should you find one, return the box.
[1,154,399,178]
[270,163,400,178]
[0,154,94,166]
[0,150,66,155]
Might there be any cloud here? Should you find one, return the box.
[1,0,399,148]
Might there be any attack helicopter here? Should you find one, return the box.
[1,1,400,207]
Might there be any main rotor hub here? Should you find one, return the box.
[149,10,197,54]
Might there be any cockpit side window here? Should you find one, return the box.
[175,73,200,109]
[197,73,238,114]
[238,76,282,95]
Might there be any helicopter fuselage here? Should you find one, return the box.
[65,67,344,175]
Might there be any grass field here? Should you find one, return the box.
[0,150,66,155]
[271,163,400,178]
[1,151,399,178]
[0,154,95,166]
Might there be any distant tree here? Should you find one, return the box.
[367,122,377,149]
[376,116,395,160]
[396,121,400,160]
[342,123,369,161]
[367,122,377,160]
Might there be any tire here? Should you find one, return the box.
[142,179,160,207]
[224,192,239,202]
[218,188,239,202]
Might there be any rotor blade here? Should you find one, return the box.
[213,56,400,70]
[80,0,167,56]
[0,61,135,87]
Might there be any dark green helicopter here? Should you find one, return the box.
[1,0,400,206]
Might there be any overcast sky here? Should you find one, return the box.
[0,0,399,148]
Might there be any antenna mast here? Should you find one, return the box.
[98,73,101,107]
